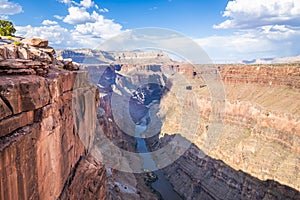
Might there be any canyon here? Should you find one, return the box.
[0,42,299,200]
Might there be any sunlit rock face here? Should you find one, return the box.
[144,63,300,199]
[0,69,105,199]
[0,38,106,200]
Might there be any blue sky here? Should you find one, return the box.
[1,0,300,63]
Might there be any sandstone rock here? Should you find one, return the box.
[0,68,36,75]
[0,75,50,115]
[0,46,7,61]
[0,69,100,199]
[22,38,48,48]
[0,97,12,120]
[6,44,18,59]
[59,155,107,200]
[40,47,55,55]
[17,46,30,59]
[0,110,34,137]
[27,48,52,63]
[35,68,48,76]
[0,59,26,68]
[62,58,80,71]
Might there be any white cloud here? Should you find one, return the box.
[195,34,274,63]
[214,0,300,29]
[80,0,94,8]
[42,20,58,26]
[259,25,300,40]
[195,28,300,63]
[54,15,64,20]
[58,0,72,4]
[58,0,95,8]
[99,8,109,13]
[63,6,96,24]
[0,0,22,15]
[16,25,72,46]
[208,0,300,62]
[73,11,123,39]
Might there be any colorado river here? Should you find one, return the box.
[135,124,182,200]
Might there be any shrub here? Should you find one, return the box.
[0,20,16,36]
[13,41,22,46]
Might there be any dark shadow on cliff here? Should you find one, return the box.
[146,133,300,200]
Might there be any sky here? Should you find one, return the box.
[1,0,300,63]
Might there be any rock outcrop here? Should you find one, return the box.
[0,36,80,76]
[0,38,105,200]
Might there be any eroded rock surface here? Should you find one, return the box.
[144,63,300,199]
[0,42,103,199]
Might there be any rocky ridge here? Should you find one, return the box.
[56,49,173,65]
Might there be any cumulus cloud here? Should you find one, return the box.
[58,0,95,8]
[205,0,300,62]
[214,0,300,29]
[16,24,72,46]
[16,1,124,49]
[0,0,22,15]
[73,11,123,39]
[63,6,96,24]
[42,20,58,26]
[79,0,94,8]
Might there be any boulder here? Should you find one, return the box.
[6,44,18,59]
[22,38,49,48]
[40,47,55,55]
[0,46,7,61]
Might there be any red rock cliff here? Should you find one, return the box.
[0,38,106,200]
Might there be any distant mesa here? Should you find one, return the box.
[56,49,174,65]
[242,55,300,64]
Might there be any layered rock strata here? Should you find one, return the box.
[0,38,105,200]
[144,63,300,199]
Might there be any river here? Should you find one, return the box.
[135,124,183,200]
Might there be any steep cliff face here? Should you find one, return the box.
[0,39,106,200]
[0,69,105,200]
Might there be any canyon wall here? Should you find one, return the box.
[0,39,106,200]
[0,69,106,200]
[145,63,300,199]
